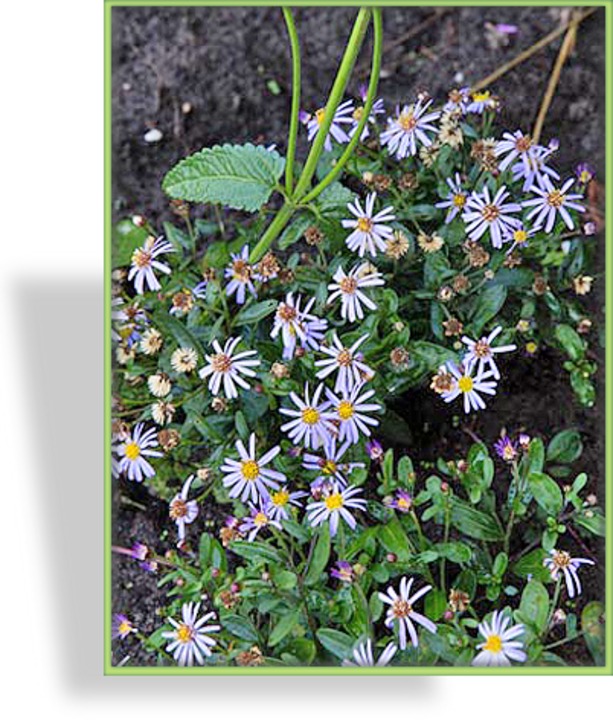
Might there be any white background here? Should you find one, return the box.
[0,0,610,716]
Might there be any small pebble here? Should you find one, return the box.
[144,128,163,144]
[181,101,192,114]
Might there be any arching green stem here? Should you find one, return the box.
[282,7,301,196]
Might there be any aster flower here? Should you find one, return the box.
[380,98,440,159]
[128,235,174,294]
[523,176,586,233]
[301,99,355,152]
[494,130,540,172]
[342,639,398,667]
[330,560,355,583]
[327,263,385,323]
[472,610,526,666]
[267,485,307,522]
[302,437,365,488]
[325,383,382,445]
[494,436,518,462]
[544,549,595,598]
[388,489,413,513]
[171,346,198,374]
[503,221,542,254]
[279,382,336,450]
[511,144,560,192]
[575,162,595,185]
[462,185,522,248]
[117,422,163,482]
[114,541,158,573]
[148,372,172,398]
[221,433,285,503]
[112,613,137,640]
[199,336,260,399]
[440,362,498,414]
[224,245,259,305]
[139,327,163,355]
[306,482,367,536]
[378,576,437,650]
[162,602,220,667]
[239,500,282,541]
[315,333,374,394]
[169,475,199,545]
[466,89,498,114]
[270,293,328,360]
[348,85,385,141]
[461,326,516,380]
[435,172,468,223]
[366,439,384,462]
[443,86,470,114]
[342,192,396,258]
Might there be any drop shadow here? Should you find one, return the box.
[16,278,434,700]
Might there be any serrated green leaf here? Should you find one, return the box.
[162,143,285,212]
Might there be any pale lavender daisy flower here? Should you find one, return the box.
[169,475,199,545]
[494,130,540,173]
[112,614,137,640]
[128,235,174,295]
[511,144,560,191]
[221,433,285,503]
[239,500,282,541]
[315,333,374,394]
[435,172,468,223]
[342,192,396,258]
[162,602,220,666]
[380,98,440,159]
[306,482,367,537]
[378,576,437,650]
[462,185,522,248]
[279,382,336,450]
[494,435,518,463]
[523,176,586,233]
[348,84,385,141]
[270,293,328,360]
[461,325,516,380]
[472,610,526,666]
[443,86,471,114]
[342,639,398,667]
[387,489,413,513]
[117,422,163,482]
[440,362,498,414]
[199,336,260,399]
[301,99,355,152]
[325,383,382,445]
[327,263,385,322]
[544,549,595,598]
[466,90,498,114]
[224,245,259,304]
[503,221,542,253]
[302,437,365,488]
[268,485,308,522]
[330,560,354,583]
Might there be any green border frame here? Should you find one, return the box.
[104,0,612,675]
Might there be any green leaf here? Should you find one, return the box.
[278,214,312,250]
[470,285,507,335]
[513,548,550,583]
[526,437,545,474]
[112,219,149,268]
[162,143,285,212]
[581,601,605,665]
[229,540,283,565]
[304,525,331,586]
[546,430,583,464]
[555,324,585,361]
[268,609,301,647]
[234,299,278,325]
[425,588,447,621]
[574,508,606,537]
[435,542,473,563]
[198,533,212,567]
[378,516,411,562]
[527,472,563,516]
[315,182,355,214]
[450,499,504,541]
[222,613,260,642]
[152,310,205,358]
[315,629,354,660]
[518,580,549,633]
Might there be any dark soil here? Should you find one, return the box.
[111,6,606,667]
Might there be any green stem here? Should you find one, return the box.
[282,8,301,196]
[544,629,586,651]
[301,8,383,204]
[545,576,563,634]
[503,460,521,555]
[249,202,295,263]
[440,498,451,596]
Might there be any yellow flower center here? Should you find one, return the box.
[579,170,592,183]
[320,459,338,475]
[118,621,132,635]
[241,459,260,481]
[271,489,289,507]
[526,341,538,354]
[325,492,344,511]
[453,193,466,208]
[472,90,490,103]
[301,407,320,425]
[315,108,326,126]
[392,599,412,618]
[481,204,500,222]
[513,229,528,244]
[357,217,373,233]
[352,106,364,121]
[336,349,353,367]
[177,624,194,644]
[124,442,141,461]
[547,190,565,208]
[254,512,268,527]
[232,259,252,282]
[397,497,411,510]
[483,634,503,653]
[398,110,417,132]
[458,376,474,393]
[338,400,355,420]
